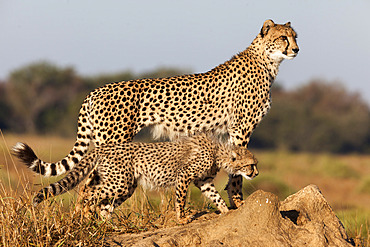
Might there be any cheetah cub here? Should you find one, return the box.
[13,134,258,222]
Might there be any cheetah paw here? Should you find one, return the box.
[233,199,245,209]
[177,215,193,225]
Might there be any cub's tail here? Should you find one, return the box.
[32,153,100,206]
[11,97,92,177]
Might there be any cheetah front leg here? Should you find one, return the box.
[193,178,228,214]
[226,174,244,209]
[175,173,193,224]
[227,128,249,209]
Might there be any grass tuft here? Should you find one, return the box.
[337,208,370,247]
[0,181,184,246]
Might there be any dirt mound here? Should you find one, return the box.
[105,185,354,246]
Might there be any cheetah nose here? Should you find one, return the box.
[293,48,299,54]
[254,166,259,176]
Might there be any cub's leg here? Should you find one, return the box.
[99,180,138,218]
[76,168,137,219]
[75,169,102,217]
[175,173,193,223]
[226,175,244,209]
[194,178,228,214]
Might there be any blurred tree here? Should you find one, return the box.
[250,80,370,153]
[0,82,11,130]
[5,61,84,134]
[296,81,370,152]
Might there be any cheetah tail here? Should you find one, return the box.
[32,154,100,206]
[12,142,45,174]
[11,140,89,177]
[11,98,92,177]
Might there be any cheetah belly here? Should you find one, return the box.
[136,162,178,191]
[138,173,177,190]
[152,123,184,140]
[151,112,229,140]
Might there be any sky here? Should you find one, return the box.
[1,0,370,105]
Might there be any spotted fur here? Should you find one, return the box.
[12,20,298,208]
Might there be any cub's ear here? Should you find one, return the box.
[285,22,291,27]
[260,19,275,37]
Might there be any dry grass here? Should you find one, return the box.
[1,132,370,246]
[0,132,215,246]
[0,182,187,246]
[337,209,370,247]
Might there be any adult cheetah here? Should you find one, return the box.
[15,134,258,222]
[13,19,298,208]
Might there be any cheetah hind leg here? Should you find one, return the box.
[98,184,137,219]
[74,184,96,219]
[225,174,244,209]
[74,169,104,219]
[75,173,138,220]
[194,178,229,214]
[75,183,106,219]
[76,186,137,220]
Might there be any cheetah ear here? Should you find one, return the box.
[284,22,291,27]
[260,19,275,38]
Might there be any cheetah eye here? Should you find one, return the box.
[281,36,288,41]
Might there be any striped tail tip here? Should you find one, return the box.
[12,142,38,167]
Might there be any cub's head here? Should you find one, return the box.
[224,146,259,180]
[259,19,299,62]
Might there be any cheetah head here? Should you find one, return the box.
[226,146,259,180]
[259,19,299,62]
